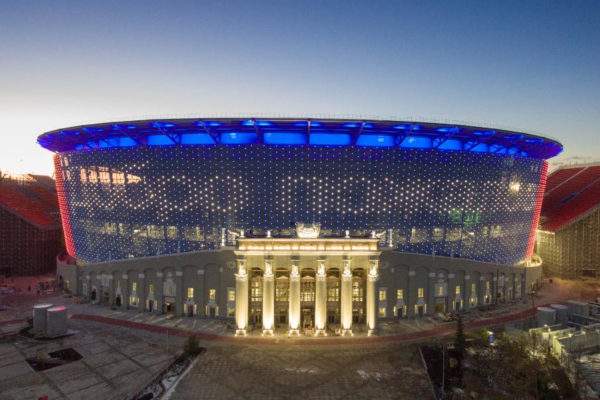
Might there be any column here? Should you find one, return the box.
[464,274,472,308]
[235,258,248,336]
[108,274,115,306]
[315,257,327,336]
[407,268,416,316]
[340,257,353,336]
[155,272,164,314]
[175,268,184,316]
[366,259,379,336]
[85,275,91,301]
[138,273,146,313]
[428,271,436,316]
[262,258,275,336]
[288,257,301,336]
[479,275,486,306]
[122,274,129,309]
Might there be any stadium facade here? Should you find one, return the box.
[40,118,561,336]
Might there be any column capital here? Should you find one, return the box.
[263,273,274,282]
[367,273,379,282]
[289,263,300,280]
[235,273,248,282]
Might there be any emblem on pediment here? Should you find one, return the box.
[295,222,321,238]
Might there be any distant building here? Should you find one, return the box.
[536,163,600,278]
[0,174,63,275]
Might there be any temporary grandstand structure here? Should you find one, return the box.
[0,175,63,275]
[536,163,600,278]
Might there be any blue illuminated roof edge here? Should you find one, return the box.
[37,117,563,160]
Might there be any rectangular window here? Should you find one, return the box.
[251,279,262,302]
[209,289,216,301]
[149,284,154,294]
[397,289,404,300]
[228,307,235,317]
[188,287,194,299]
[486,281,490,290]
[455,285,461,295]
[98,167,111,184]
[471,283,476,293]
[64,280,70,290]
[352,281,363,302]
[327,279,339,302]
[438,286,444,296]
[379,288,386,301]
[327,287,339,302]
[275,279,288,302]
[228,288,235,302]
[378,307,386,317]
[301,280,315,302]
[418,288,424,298]
[112,170,125,185]
[132,282,137,292]
[88,168,98,183]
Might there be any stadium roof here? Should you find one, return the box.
[0,182,61,229]
[37,118,562,160]
[540,163,600,232]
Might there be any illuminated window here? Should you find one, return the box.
[166,284,173,297]
[149,284,154,294]
[418,288,424,298]
[166,226,178,239]
[88,168,98,183]
[64,280,70,291]
[397,289,403,300]
[378,307,387,317]
[228,288,235,302]
[437,285,444,296]
[471,283,476,293]
[98,167,110,184]
[112,170,125,185]
[251,278,262,302]
[275,281,288,302]
[132,282,137,292]
[187,287,194,299]
[378,288,387,301]
[209,289,216,301]
[228,307,235,317]
[486,281,490,290]
[327,279,339,302]
[352,280,363,302]
[455,285,460,295]
[301,279,315,302]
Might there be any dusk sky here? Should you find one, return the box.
[1,0,598,175]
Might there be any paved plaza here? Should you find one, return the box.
[0,319,181,400]
[171,342,433,400]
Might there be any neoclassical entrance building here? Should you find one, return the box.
[233,235,380,336]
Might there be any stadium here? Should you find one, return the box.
[40,117,561,336]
